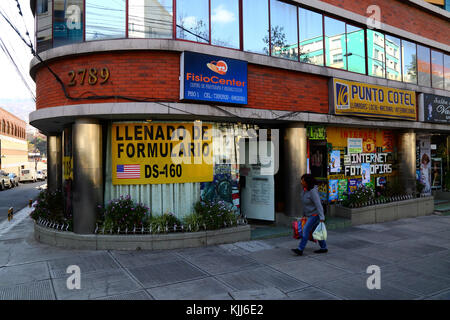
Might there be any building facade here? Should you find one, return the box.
[0,108,28,176]
[29,0,450,234]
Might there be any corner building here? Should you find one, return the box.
[29,0,450,234]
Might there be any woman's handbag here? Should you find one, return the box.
[313,222,327,241]
[293,217,316,242]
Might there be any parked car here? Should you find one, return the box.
[36,170,45,181]
[42,169,47,179]
[8,173,19,188]
[19,169,37,183]
[0,170,12,190]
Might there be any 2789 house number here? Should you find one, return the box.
[67,67,110,86]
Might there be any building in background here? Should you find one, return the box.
[29,0,450,234]
[0,107,27,175]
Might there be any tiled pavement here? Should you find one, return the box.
[0,209,450,300]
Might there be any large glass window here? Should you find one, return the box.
[86,0,126,41]
[36,0,52,52]
[128,0,173,39]
[298,8,323,66]
[211,0,239,49]
[385,35,401,81]
[445,55,450,92]
[53,0,84,47]
[176,0,209,43]
[402,40,417,84]
[243,0,269,55]
[431,50,444,89]
[367,30,385,78]
[417,45,431,87]
[324,17,346,70]
[270,0,298,61]
[346,24,365,74]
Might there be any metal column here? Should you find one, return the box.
[47,134,62,192]
[72,119,103,234]
[283,124,307,217]
[398,130,416,194]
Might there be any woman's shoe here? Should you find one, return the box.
[314,249,328,254]
[291,249,303,256]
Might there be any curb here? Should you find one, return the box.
[34,223,252,251]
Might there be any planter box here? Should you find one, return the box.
[335,196,434,226]
[34,222,251,251]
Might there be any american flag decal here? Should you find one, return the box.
[116,164,141,179]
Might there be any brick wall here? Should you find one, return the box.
[35,51,330,114]
[321,0,450,46]
[0,108,27,140]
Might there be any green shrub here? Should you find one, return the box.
[99,195,150,232]
[148,212,181,233]
[191,200,238,230]
[341,184,375,208]
[30,190,72,230]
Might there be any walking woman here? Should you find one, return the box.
[292,174,328,256]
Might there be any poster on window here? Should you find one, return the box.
[418,136,431,195]
[330,150,341,173]
[347,138,362,154]
[338,179,348,200]
[348,178,362,194]
[329,179,339,202]
[361,163,371,185]
[431,158,442,189]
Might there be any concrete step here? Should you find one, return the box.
[434,203,450,212]
[434,210,450,216]
[434,199,450,206]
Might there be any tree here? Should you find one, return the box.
[263,25,310,63]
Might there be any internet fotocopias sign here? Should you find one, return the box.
[332,78,417,121]
[180,51,248,104]
[112,123,213,185]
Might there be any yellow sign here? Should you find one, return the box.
[424,0,444,5]
[63,156,73,180]
[333,78,416,121]
[112,123,213,185]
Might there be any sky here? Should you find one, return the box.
[0,0,36,123]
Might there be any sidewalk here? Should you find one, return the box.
[0,206,449,300]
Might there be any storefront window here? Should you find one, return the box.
[326,127,398,203]
[367,30,385,78]
[36,0,52,52]
[431,50,444,89]
[444,55,450,91]
[53,0,84,47]
[402,40,417,84]
[104,121,260,218]
[417,45,431,87]
[324,17,346,70]
[385,35,402,81]
[243,0,269,55]
[346,24,366,74]
[211,0,240,49]
[270,0,298,61]
[298,8,323,66]
[176,0,209,43]
[86,0,126,41]
[128,0,173,39]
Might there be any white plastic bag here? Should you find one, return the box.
[313,222,327,241]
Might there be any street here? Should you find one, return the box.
[0,180,46,223]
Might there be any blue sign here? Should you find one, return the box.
[180,51,248,105]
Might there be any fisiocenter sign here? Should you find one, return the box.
[180,51,248,104]
[331,78,416,121]
[112,123,213,185]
